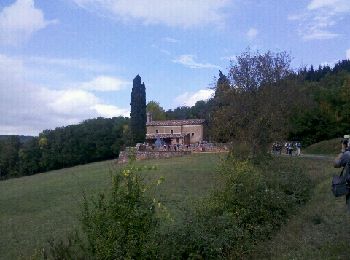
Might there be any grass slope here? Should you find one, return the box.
[251,156,350,259]
[1,153,349,259]
[304,138,342,155]
[0,153,222,259]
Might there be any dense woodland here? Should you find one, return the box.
[0,117,130,179]
[1,51,349,179]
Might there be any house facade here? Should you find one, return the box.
[146,116,205,145]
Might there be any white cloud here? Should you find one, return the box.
[307,0,350,12]
[174,89,214,107]
[246,28,258,40]
[347,49,350,59]
[0,54,129,135]
[163,37,179,43]
[173,55,220,69]
[93,104,129,118]
[72,0,230,28]
[302,30,339,40]
[78,76,130,91]
[220,55,237,62]
[291,0,350,41]
[26,56,114,72]
[0,0,57,45]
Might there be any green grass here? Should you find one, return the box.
[250,156,350,259]
[0,153,223,259]
[1,153,350,259]
[304,138,342,155]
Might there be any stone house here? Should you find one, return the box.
[146,114,205,145]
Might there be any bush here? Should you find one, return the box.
[47,155,311,259]
[48,165,160,259]
[157,155,312,259]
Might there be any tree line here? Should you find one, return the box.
[148,53,350,149]
[0,117,130,179]
[1,50,349,179]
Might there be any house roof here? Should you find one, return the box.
[146,133,186,139]
[146,119,205,126]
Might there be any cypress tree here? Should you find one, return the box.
[130,75,146,144]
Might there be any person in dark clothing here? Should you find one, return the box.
[334,139,350,211]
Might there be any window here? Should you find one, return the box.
[156,129,158,133]
[171,130,173,134]
[192,133,194,137]
[176,138,179,143]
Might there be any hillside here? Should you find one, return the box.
[304,138,342,155]
[1,153,349,259]
[0,153,222,259]
[253,156,350,259]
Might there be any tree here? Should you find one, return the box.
[211,49,303,155]
[130,75,146,143]
[0,136,20,177]
[146,101,166,121]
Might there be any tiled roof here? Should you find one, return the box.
[146,119,205,126]
[146,133,186,139]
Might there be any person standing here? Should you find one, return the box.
[296,142,301,156]
[334,139,350,211]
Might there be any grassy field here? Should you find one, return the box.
[304,138,342,155]
[0,153,223,259]
[251,156,350,259]
[1,153,350,259]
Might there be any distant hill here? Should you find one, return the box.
[0,135,34,144]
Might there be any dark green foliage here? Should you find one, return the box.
[146,101,166,121]
[0,117,130,179]
[38,117,127,170]
[0,136,20,178]
[130,75,146,144]
[155,155,312,259]
[0,135,33,143]
[290,70,350,145]
[210,50,301,151]
[18,137,42,176]
[165,100,213,121]
[165,106,192,120]
[163,57,350,147]
[301,60,350,82]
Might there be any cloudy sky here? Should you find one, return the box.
[0,0,350,135]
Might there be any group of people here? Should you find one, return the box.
[271,141,302,156]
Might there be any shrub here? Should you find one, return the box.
[47,155,311,259]
[48,165,160,259]
[157,155,312,259]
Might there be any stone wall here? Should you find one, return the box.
[117,150,191,164]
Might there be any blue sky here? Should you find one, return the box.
[0,0,349,135]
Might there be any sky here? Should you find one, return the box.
[0,0,349,135]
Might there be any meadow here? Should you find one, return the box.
[0,153,222,259]
[1,153,350,259]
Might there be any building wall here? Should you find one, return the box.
[182,125,203,144]
[146,125,182,134]
[146,124,203,144]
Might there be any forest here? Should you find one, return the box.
[0,51,349,180]
[0,117,130,179]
